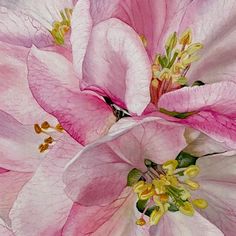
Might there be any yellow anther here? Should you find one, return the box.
[149,208,163,225]
[184,179,200,190]
[153,179,167,194]
[151,78,159,88]
[38,143,49,153]
[162,159,178,175]
[172,62,185,74]
[136,218,146,226]
[34,124,42,134]
[165,32,177,52]
[133,181,146,193]
[152,65,160,78]
[179,28,192,46]
[159,69,171,81]
[44,136,54,144]
[182,55,200,66]
[186,43,203,55]
[55,123,64,132]
[140,35,148,48]
[159,193,169,203]
[139,186,155,201]
[166,175,179,187]
[192,199,208,209]
[179,201,194,216]
[41,121,50,129]
[184,165,200,178]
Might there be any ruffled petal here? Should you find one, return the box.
[179,0,236,84]
[158,81,236,148]
[81,18,151,114]
[27,46,116,145]
[0,41,54,125]
[64,117,186,206]
[0,110,46,172]
[9,135,81,236]
[194,153,236,235]
[150,211,223,236]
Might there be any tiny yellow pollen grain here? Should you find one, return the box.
[140,35,148,48]
[192,199,208,209]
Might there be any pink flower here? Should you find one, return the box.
[62,119,236,235]
[70,0,236,149]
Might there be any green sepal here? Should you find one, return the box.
[168,203,179,212]
[176,151,198,168]
[159,108,197,119]
[127,168,142,186]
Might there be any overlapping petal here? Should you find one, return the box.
[158,81,236,148]
[64,118,186,206]
[9,135,81,236]
[27,46,116,145]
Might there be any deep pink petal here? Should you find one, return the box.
[0,41,54,125]
[0,7,52,47]
[9,135,81,236]
[0,171,32,225]
[28,46,116,145]
[158,81,236,148]
[179,0,236,84]
[64,117,186,206]
[150,211,223,236]
[81,18,151,114]
[0,110,46,172]
[194,153,236,235]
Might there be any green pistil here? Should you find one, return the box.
[159,108,197,119]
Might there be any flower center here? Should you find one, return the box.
[34,121,64,153]
[127,156,207,226]
[50,8,73,45]
[149,28,203,105]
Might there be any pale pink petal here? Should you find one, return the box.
[0,41,54,125]
[0,110,46,172]
[158,81,236,148]
[184,129,230,157]
[179,0,236,84]
[0,171,32,225]
[28,46,116,145]
[150,211,223,236]
[193,153,236,235]
[9,135,81,236]
[64,118,186,206]
[82,18,151,114]
[0,218,14,236]
[0,7,52,47]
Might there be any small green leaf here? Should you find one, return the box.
[127,168,142,186]
[168,203,179,212]
[176,151,198,168]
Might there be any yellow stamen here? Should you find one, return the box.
[34,124,42,134]
[44,136,54,144]
[192,199,208,209]
[165,32,177,52]
[162,159,178,175]
[184,165,200,178]
[140,35,148,48]
[136,218,146,226]
[179,202,194,216]
[179,28,192,46]
[149,208,163,225]
[186,43,203,55]
[41,121,50,129]
[151,78,159,88]
[55,123,64,132]
[133,181,146,193]
[184,179,200,190]
[38,143,49,153]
